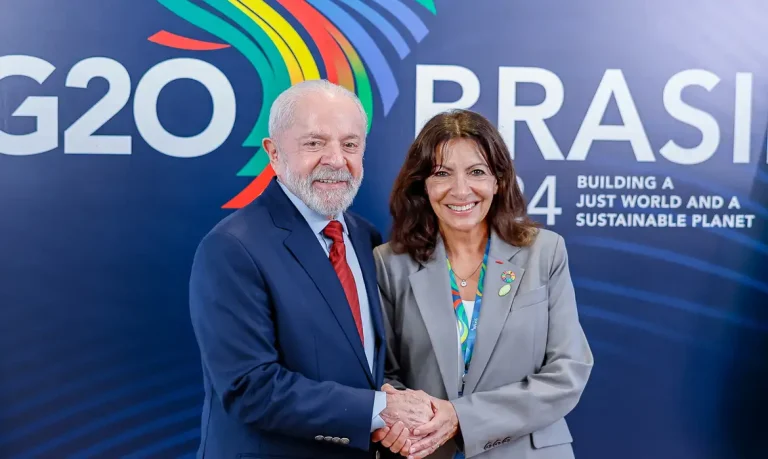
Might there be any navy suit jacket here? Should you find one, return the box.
[189,178,387,458]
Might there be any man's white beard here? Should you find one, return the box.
[281,163,362,217]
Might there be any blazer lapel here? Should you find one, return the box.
[266,181,373,386]
[409,238,460,399]
[463,232,524,394]
[345,215,386,383]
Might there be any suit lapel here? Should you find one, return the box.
[409,238,459,398]
[266,181,374,386]
[463,232,524,394]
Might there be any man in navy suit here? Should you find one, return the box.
[189,80,432,458]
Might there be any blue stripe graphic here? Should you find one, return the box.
[307,0,399,114]
[2,332,124,368]
[70,407,200,458]
[337,0,410,58]
[0,367,198,444]
[579,305,701,345]
[704,226,768,257]
[574,278,768,332]
[756,168,768,185]
[587,339,630,357]
[570,237,768,295]
[2,354,183,418]
[0,341,141,394]
[122,428,200,459]
[15,386,201,458]
[372,0,429,41]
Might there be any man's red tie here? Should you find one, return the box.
[323,221,364,345]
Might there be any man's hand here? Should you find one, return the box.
[380,383,433,431]
[371,384,434,456]
[406,397,459,458]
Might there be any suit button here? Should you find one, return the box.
[332,437,341,443]
[341,438,350,445]
[324,436,332,442]
[315,435,323,441]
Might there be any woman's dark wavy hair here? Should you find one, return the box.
[389,109,539,263]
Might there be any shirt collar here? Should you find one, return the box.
[277,179,349,237]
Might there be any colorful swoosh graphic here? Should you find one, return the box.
[151,0,437,208]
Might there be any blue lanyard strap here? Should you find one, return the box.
[446,237,490,396]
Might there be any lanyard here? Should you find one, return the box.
[446,238,490,397]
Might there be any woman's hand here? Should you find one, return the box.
[372,420,412,455]
[405,397,459,458]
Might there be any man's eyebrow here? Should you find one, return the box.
[299,132,329,139]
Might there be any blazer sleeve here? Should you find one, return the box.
[373,246,407,391]
[189,230,376,451]
[451,235,594,457]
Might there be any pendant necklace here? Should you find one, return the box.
[450,258,483,287]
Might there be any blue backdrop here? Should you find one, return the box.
[2,0,767,457]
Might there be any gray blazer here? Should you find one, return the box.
[373,228,593,459]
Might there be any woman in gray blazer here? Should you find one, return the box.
[372,110,593,459]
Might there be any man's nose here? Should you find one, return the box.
[321,143,345,168]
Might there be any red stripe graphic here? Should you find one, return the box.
[277,0,353,87]
[223,165,276,209]
[148,30,230,51]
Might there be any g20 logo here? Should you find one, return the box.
[0,55,235,158]
[2,0,437,208]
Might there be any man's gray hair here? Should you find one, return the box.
[267,79,369,139]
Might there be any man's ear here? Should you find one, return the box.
[263,138,279,165]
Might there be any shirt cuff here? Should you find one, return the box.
[370,390,387,432]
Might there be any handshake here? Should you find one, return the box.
[371,384,459,459]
